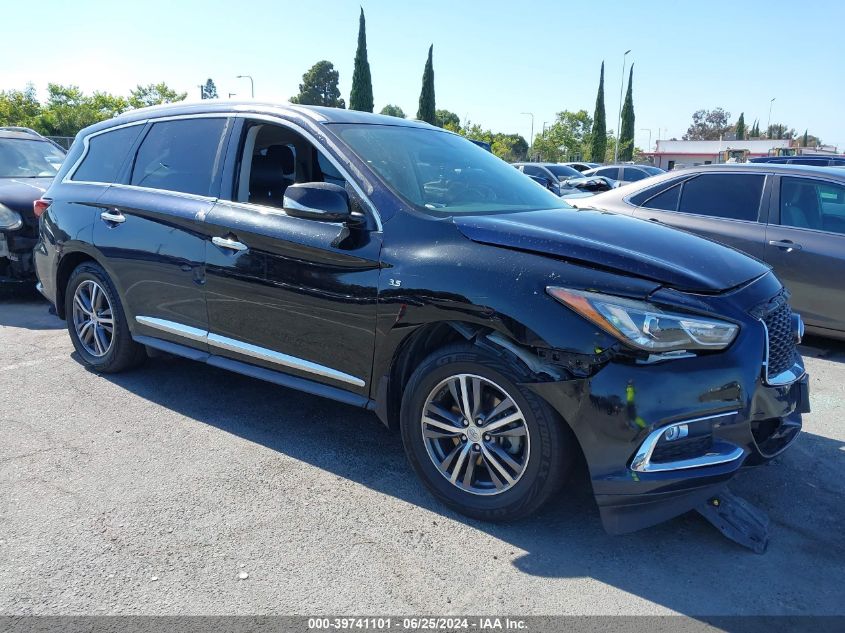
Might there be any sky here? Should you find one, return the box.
[5,0,845,150]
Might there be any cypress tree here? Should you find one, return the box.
[751,119,759,137]
[349,8,374,112]
[416,45,436,124]
[589,62,607,163]
[735,112,745,140]
[619,64,635,161]
[803,129,809,147]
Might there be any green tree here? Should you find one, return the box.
[490,133,528,162]
[349,8,374,112]
[683,107,731,140]
[201,79,218,100]
[589,62,607,163]
[38,84,124,137]
[750,119,760,137]
[531,110,593,162]
[618,65,635,161]
[735,112,746,140]
[0,84,42,130]
[802,129,808,147]
[289,60,345,108]
[129,83,187,109]
[434,109,459,129]
[416,45,435,124]
[379,104,406,118]
[767,123,794,140]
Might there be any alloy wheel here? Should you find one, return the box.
[421,373,530,496]
[72,280,115,357]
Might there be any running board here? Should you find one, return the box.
[696,487,770,554]
[133,334,374,411]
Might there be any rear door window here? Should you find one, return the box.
[677,173,765,221]
[71,125,144,183]
[623,167,648,182]
[780,177,845,235]
[130,118,228,196]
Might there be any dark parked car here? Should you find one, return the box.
[35,103,808,535]
[748,154,845,167]
[512,162,583,196]
[583,164,664,184]
[0,127,66,282]
[570,164,845,340]
[562,161,601,173]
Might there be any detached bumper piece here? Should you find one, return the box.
[697,487,770,554]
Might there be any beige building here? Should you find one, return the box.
[648,139,792,170]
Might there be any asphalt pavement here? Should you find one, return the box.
[1,290,843,616]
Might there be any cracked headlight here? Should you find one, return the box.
[0,203,23,231]
[547,287,739,352]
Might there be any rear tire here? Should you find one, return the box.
[65,262,146,373]
[400,342,573,521]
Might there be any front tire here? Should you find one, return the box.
[400,343,573,521]
[65,262,146,373]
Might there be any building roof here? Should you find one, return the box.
[654,139,791,154]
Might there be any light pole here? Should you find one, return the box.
[228,93,237,99]
[521,112,535,157]
[237,75,254,99]
[614,49,631,163]
[640,128,652,152]
[766,97,776,138]
[197,85,204,100]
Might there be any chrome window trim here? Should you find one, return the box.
[135,316,365,388]
[62,119,150,185]
[61,111,382,231]
[106,182,217,203]
[630,411,743,473]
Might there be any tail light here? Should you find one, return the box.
[33,198,51,218]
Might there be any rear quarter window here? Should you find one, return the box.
[71,125,145,184]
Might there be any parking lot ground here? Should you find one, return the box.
[1,292,844,616]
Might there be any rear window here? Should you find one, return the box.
[71,125,144,183]
[130,118,228,196]
[678,173,765,221]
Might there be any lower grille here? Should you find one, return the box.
[651,435,713,463]
[762,301,796,379]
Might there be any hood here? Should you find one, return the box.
[0,177,52,216]
[453,207,770,293]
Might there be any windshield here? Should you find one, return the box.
[545,164,582,179]
[0,138,65,178]
[642,166,664,175]
[332,124,570,215]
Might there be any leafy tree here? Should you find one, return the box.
[416,45,435,124]
[490,134,528,162]
[618,64,635,161]
[589,62,606,163]
[531,110,593,162]
[129,82,187,109]
[735,112,746,140]
[683,107,732,140]
[349,8,374,112]
[379,104,406,118]
[767,123,794,140]
[289,60,345,108]
[435,109,459,129]
[201,79,218,100]
[0,84,42,129]
[38,84,127,137]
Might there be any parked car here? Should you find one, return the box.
[35,103,809,535]
[513,162,593,196]
[0,127,66,283]
[570,164,845,340]
[562,161,601,173]
[583,164,665,184]
[748,155,845,167]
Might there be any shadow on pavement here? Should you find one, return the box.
[0,294,65,330]
[800,335,845,365]
[89,354,845,616]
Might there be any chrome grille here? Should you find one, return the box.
[763,301,796,379]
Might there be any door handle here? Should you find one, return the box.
[212,236,248,252]
[100,210,125,224]
[768,240,802,252]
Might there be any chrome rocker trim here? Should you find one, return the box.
[630,411,744,473]
[136,316,365,388]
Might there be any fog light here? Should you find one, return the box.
[663,424,689,442]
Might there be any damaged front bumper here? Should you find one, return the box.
[528,321,810,535]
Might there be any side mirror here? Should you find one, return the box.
[283,182,351,223]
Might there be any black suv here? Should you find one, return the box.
[35,103,809,534]
[0,127,66,283]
